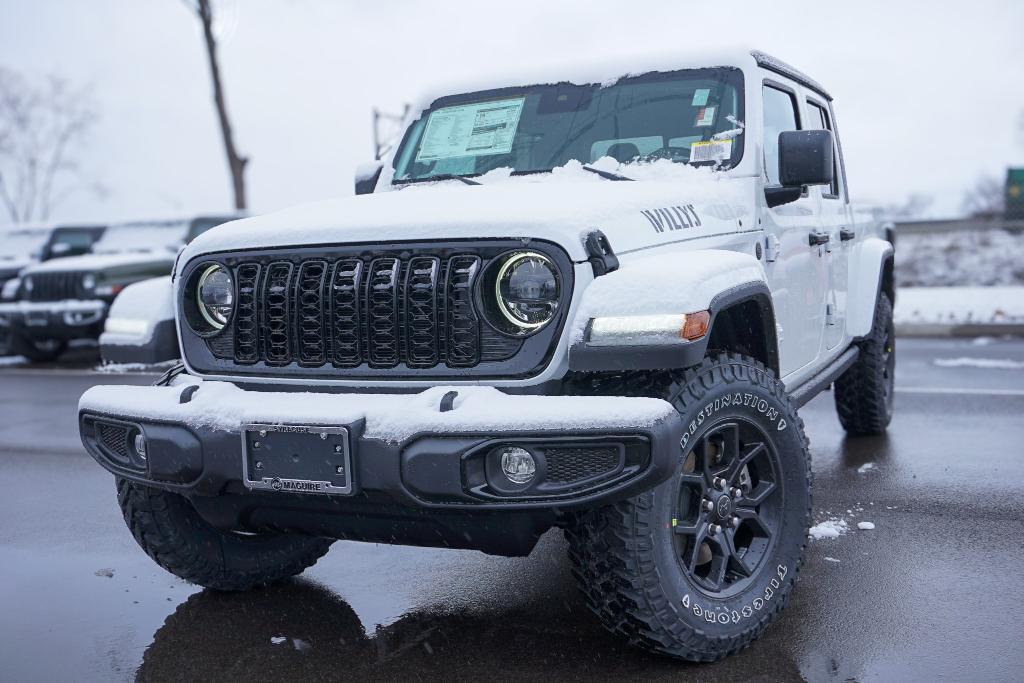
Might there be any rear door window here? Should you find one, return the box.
[807,100,841,198]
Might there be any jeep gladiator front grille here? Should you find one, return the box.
[27,272,79,301]
[227,253,484,369]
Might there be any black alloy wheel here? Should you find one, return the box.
[672,419,781,596]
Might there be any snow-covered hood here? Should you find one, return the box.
[0,257,34,278]
[179,167,752,270]
[22,251,176,275]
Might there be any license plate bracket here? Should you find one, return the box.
[241,423,353,495]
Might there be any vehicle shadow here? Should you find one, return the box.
[136,577,805,682]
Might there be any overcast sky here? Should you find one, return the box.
[2,0,1022,225]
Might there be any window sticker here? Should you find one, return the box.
[690,139,732,163]
[694,106,716,127]
[692,88,710,106]
[415,97,526,162]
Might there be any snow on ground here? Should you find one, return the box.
[894,286,1024,325]
[809,519,848,539]
[896,229,1024,287]
[0,355,28,367]
[857,522,876,530]
[95,359,180,374]
[857,462,876,474]
[933,357,1024,369]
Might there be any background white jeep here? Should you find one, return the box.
[79,49,894,662]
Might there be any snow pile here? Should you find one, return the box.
[933,357,1024,369]
[570,249,763,343]
[857,462,876,474]
[857,522,876,530]
[100,277,174,346]
[809,519,848,539]
[79,380,677,443]
[894,286,1024,325]
[896,229,1024,287]
[0,355,29,367]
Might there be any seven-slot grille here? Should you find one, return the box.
[27,272,80,301]
[229,254,482,369]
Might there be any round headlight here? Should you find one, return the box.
[196,264,234,329]
[82,273,96,290]
[494,251,560,331]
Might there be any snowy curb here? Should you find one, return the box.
[896,323,1024,338]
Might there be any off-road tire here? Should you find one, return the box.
[117,478,333,591]
[10,331,66,362]
[565,354,811,661]
[834,293,894,435]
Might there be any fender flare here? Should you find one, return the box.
[846,237,894,339]
[567,250,776,373]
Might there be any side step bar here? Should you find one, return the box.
[789,346,860,409]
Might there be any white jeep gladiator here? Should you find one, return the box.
[79,50,895,661]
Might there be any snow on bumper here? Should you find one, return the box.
[0,299,107,328]
[80,379,677,441]
[78,378,683,510]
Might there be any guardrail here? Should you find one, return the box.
[893,217,1024,234]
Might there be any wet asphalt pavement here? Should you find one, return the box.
[1,337,1022,682]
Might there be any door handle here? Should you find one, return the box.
[840,228,856,241]
[808,231,830,247]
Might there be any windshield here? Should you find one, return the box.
[0,230,50,260]
[393,67,744,183]
[91,222,189,255]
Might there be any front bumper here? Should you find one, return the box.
[0,299,108,341]
[79,378,683,555]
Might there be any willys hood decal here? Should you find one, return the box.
[179,176,751,271]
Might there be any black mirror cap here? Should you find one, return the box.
[778,129,833,187]
[354,161,384,195]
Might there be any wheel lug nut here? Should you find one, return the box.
[702,499,715,512]
[729,517,740,528]
[709,524,722,535]
[731,487,743,499]
[714,477,726,490]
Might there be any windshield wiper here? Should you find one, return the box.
[581,165,634,182]
[426,174,481,186]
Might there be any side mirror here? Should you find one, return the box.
[765,130,833,208]
[355,161,384,195]
[779,129,833,187]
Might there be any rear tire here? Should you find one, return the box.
[117,478,333,591]
[10,331,66,362]
[834,293,895,435]
[565,354,811,661]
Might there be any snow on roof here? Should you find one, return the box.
[23,251,175,274]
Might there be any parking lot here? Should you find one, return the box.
[1,336,1022,682]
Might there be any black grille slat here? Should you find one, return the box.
[234,264,261,363]
[366,258,401,367]
[445,256,481,367]
[262,262,293,365]
[330,259,363,367]
[404,256,439,368]
[296,261,327,365]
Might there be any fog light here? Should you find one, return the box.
[134,433,147,460]
[499,447,536,484]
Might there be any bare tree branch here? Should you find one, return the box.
[0,67,100,223]
[185,0,248,210]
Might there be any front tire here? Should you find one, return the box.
[117,479,333,591]
[834,293,895,435]
[566,354,811,661]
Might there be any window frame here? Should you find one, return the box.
[806,97,843,200]
[761,79,803,189]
